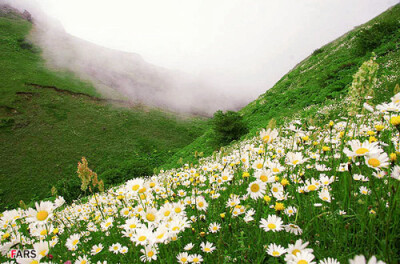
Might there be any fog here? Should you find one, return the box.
[1,0,398,115]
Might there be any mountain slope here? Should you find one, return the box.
[241,4,400,129]
[0,7,208,208]
[163,4,400,169]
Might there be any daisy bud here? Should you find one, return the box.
[263,195,271,203]
[391,116,400,126]
[390,153,397,162]
[322,146,331,152]
[280,179,289,186]
[274,202,285,211]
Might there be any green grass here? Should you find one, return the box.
[163,4,400,169]
[0,15,209,208]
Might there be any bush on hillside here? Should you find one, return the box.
[355,21,399,56]
[212,110,249,147]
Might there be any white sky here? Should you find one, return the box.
[5,0,400,101]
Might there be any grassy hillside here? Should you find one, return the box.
[164,4,400,169]
[0,12,208,208]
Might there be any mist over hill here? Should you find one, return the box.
[1,0,245,116]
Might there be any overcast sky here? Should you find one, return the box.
[3,0,400,103]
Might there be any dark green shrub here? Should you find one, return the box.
[212,110,249,147]
[355,21,399,56]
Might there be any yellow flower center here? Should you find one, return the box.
[356,148,369,155]
[72,239,79,246]
[272,187,278,192]
[368,158,380,167]
[132,184,140,191]
[164,211,171,216]
[267,223,276,229]
[298,260,308,264]
[307,185,316,191]
[39,250,47,256]
[273,168,280,172]
[198,202,204,207]
[272,251,280,256]
[172,226,180,231]
[148,251,154,257]
[40,229,47,236]
[260,175,268,182]
[181,257,187,262]
[30,261,39,264]
[129,224,136,229]
[96,247,101,252]
[292,160,299,165]
[146,213,155,222]
[193,257,199,262]
[251,183,260,192]
[292,249,300,255]
[36,210,49,221]
[257,163,263,169]
[138,236,146,241]
[175,207,182,213]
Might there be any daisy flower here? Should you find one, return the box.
[189,254,203,263]
[109,243,121,254]
[285,239,313,261]
[344,140,381,159]
[100,217,114,231]
[91,243,104,255]
[364,152,389,170]
[252,159,265,170]
[260,128,279,143]
[359,186,371,195]
[184,243,194,251]
[285,223,303,235]
[74,256,90,264]
[391,165,400,180]
[208,222,221,233]
[285,206,297,217]
[260,215,283,232]
[286,152,308,166]
[318,189,331,202]
[247,180,266,200]
[266,243,286,257]
[177,252,190,264]
[33,240,49,259]
[26,201,54,224]
[120,246,129,254]
[200,241,216,253]
[65,233,81,251]
[140,245,158,262]
[287,251,316,264]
